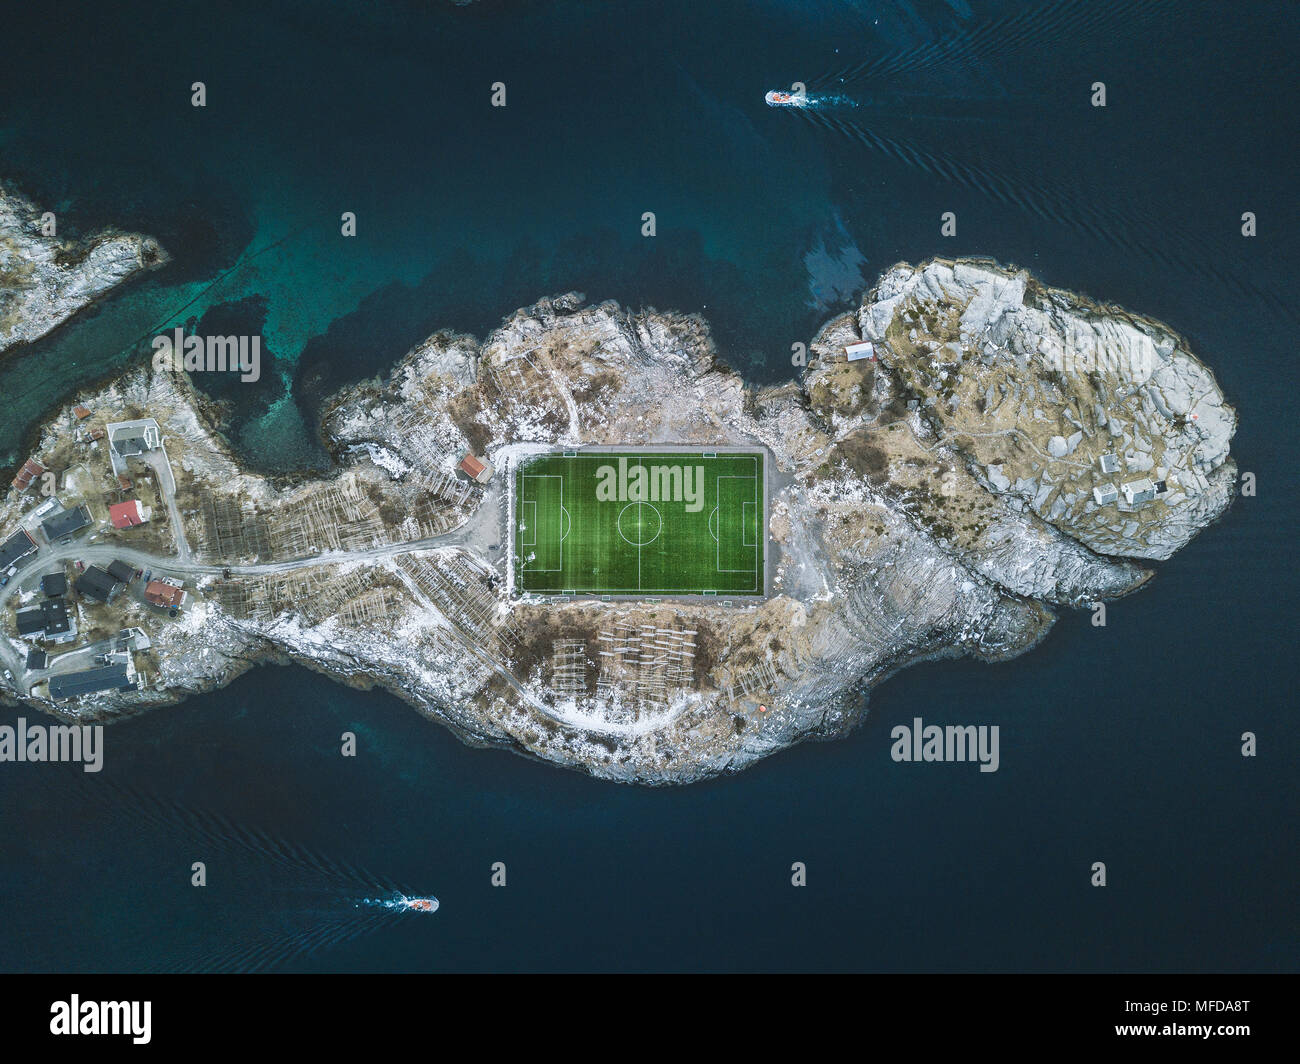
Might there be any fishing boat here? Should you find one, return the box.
[362,892,440,913]
[396,895,439,913]
[764,90,807,107]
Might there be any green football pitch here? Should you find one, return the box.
[514,450,765,596]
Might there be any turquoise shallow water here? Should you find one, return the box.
[0,0,1295,971]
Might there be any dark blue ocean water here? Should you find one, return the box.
[0,0,1295,971]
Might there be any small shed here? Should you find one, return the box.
[845,341,876,362]
[1121,478,1156,505]
[458,453,494,484]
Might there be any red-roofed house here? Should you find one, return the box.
[109,500,151,529]
[145,579,187,609]
[11,458,45,491]
[72,406,92,420]
[458,452,494,484]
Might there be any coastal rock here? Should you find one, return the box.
[862,258,1237,560]
[0,184,166,357]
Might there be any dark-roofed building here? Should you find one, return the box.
[40,572,67,597]
[107,560,135,584]
[40,599,72,640]
[41,505,92,542]
[0,529,37,571]
[26,649,47,671]
[14,600,73,642]
[49,662,135,702]
[75,566,119,603]
[106,422,163,477]
[112,434,147,458]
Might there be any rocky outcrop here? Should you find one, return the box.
[858,259,1236,560]
[0,184,166,357]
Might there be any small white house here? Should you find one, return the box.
[1121,478,1156,505]
[1092,483,1119,506]
[845,341,875,362]
[1098,453,1120,474]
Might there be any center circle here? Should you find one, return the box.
[617,502,662,547]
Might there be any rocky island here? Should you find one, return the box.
[0,241,1237,782]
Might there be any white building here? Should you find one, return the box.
[105,419,162,476]
[1092,483,1119,506]
[1121,478,1156,505]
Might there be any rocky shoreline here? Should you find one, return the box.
[0,183,166,358]
[0,244,1237,783]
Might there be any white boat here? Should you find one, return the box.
[765,90,807,107]
[362,892,440,913]
[395,895,439,913]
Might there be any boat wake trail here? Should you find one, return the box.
[765,89,856,110]
[361,892,440,914]
[86,778,439,972]
[158,909,398,973]
[799,93,857,110]
[797,108,1297,327]
[818,0,1178,90]
[98,778,406,894]
[157,895,439,973]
